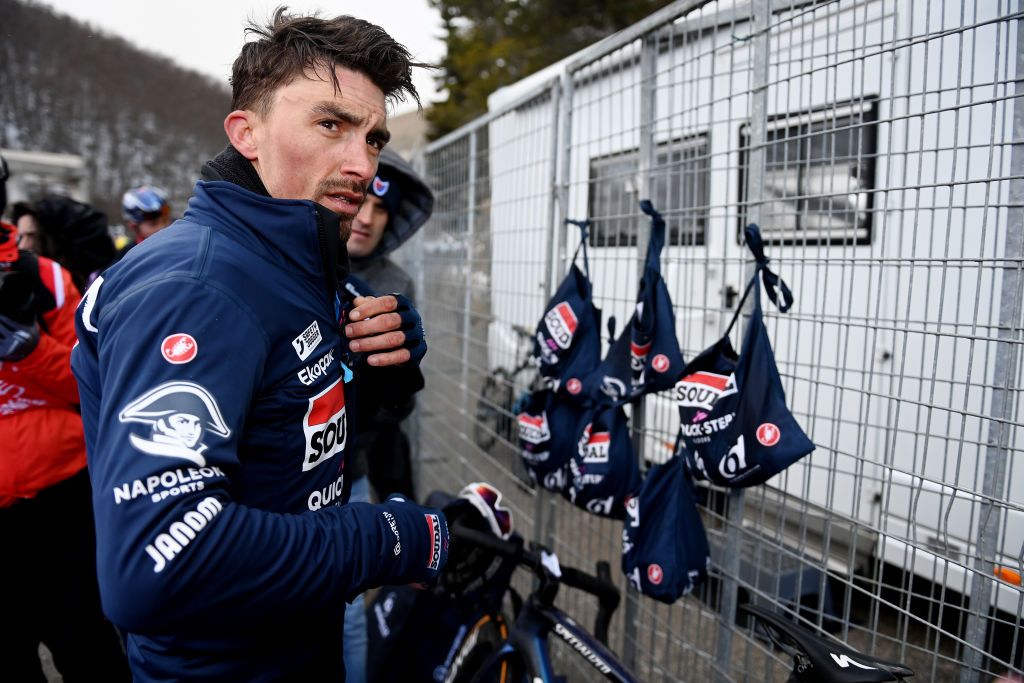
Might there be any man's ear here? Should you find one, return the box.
[224,110,259,160]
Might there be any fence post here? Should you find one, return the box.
[959,14,1024,682]
[714,1,770,681]
[620,31,660,675]
[536,80,566,550]
[459,130,479,482]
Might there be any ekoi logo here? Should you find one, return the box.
[302,377,347,472]
[675,371,737,411]
[544,302,578,350]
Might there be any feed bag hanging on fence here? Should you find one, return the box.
[531,219,602,403]
[567,401,641,519]
[582,200,686,403]
[516,388,585,494]
[675,225,815,487]
[621,453,710,603]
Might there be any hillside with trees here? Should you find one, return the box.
[0,0,230,221]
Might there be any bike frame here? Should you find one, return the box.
[469,595,636,683]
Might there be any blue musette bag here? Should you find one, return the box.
[621,453,710,603]
[676,224,814,487]
[516,387,583,493]
[582,200,686,403]
[532,219,602,402]
[567,401,641,518]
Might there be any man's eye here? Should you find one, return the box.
[319,120,338,131]
[367,137,385,151]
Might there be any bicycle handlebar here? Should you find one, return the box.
[451,525,621,644]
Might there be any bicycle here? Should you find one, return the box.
[473,322,536,454]
[445,525,917,683]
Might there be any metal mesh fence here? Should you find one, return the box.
[411,1,1023,680]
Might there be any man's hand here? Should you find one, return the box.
[0,313,40,361]
[345,294,426,367]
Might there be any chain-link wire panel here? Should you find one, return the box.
[415,0,1023,681]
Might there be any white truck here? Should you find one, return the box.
[478,0,1022,620]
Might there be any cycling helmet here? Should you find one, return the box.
[441,483,515,600]
[122,185,169,225]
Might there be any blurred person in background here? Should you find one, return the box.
[117,185,173,260]
[342,147,433,682]
[0,151,130,681]
[12,195,116,291]
[347,148,431,503]
[69,10,444,682]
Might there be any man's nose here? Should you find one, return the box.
[340,139,378,184]
[354,199,373,226]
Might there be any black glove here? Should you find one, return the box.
[392,294,426,367]
[0,313,40,361]
[379,493,449,586]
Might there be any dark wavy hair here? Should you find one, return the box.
[231,7,428,114]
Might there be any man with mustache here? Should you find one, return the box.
[71,9,447,682]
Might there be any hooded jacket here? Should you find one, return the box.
[70,148,442,682]
[349,148,433,300]
[0,227,85,507]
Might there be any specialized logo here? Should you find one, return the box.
[647,563,664,585]
[675,371,737,411]
[371,176,391,196]
[292,320,323,361]
[544,302,578,350]
[565,377,582,395]
[302,377,347,472]
[426,513,443,571]
[651,354,670,373]
[144,496,222,573]
[298,348,335,386]
[517,412,550,445]
[383,511,402,555]
[756,422,781,447]
[830,653,877,670]
[161,333,197,364]
[119,382,232,467]
[553,623,612,675]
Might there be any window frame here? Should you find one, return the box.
[737,98,878,246]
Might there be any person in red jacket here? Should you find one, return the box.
[0,152,129,681]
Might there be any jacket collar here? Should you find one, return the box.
[187,147,348,291]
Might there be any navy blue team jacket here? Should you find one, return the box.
[71,180,444,681]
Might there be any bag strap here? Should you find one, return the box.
[743,223,794,313]
[566,218,592,277]
[638,199,666,274]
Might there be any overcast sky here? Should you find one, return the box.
[35,0,447,116]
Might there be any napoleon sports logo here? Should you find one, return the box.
[675,371,738,412]
[544,302,579,350]
[302,377,347,472]
[119,381,232,467]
